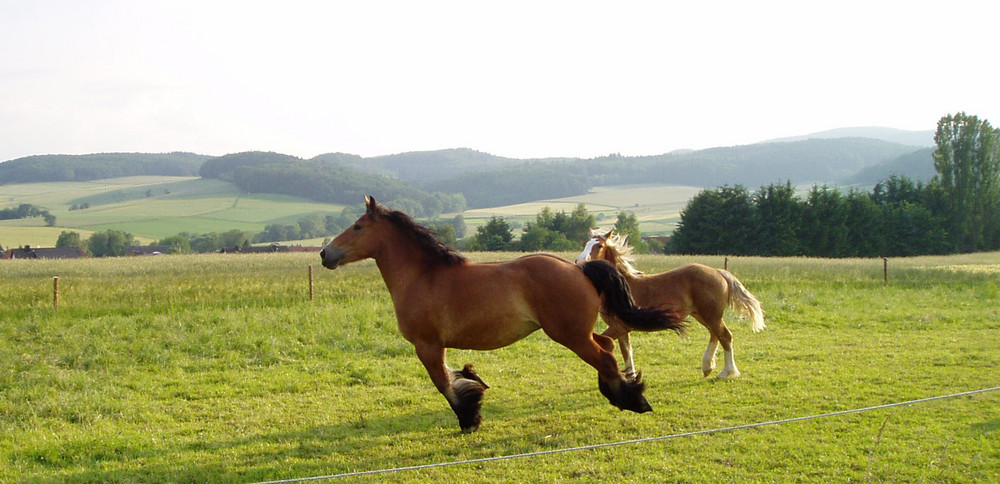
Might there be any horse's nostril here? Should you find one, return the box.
[319,249,325,259]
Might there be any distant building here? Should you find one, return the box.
[127,245,179,256]
[218,244,322,254]
[642,236,671,246]
[2,245,88,260]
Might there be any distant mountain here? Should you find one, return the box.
[570,137,925,189]
[198,151,303,181]
[0,152,207,185]
[312,148,575,183]
[422,163,591,208]
[198,151,465,215]
[842,147,936,185]
[762,127,935,147]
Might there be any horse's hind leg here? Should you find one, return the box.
[414,344,488,433]
[600,318,637,382]
[702,334,719,377]
[618,333,637,382]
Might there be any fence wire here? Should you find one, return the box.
[251,386,999,483]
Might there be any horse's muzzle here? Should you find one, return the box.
[319,247,345,269]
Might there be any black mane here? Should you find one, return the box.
[380,207,468,267]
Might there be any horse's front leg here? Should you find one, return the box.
[414,343,488,433]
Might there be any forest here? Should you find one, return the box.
[198,152,465,217]
[0,152,206,183]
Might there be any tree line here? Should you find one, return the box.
[670,113,999,257]
[0,203,56,226]
[462,204,650,253]
[54,206,469,256]
[0,153,205,184]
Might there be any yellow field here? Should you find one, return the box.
[463,184,702,234]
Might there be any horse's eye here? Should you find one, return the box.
[354,224,362,231]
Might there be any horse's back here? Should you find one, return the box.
[502,253,601,305]
[632,262,727,313]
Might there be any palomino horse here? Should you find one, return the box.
[576,230,765,380]
[320,197,686,433]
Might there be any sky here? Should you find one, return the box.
[2,0,998,163]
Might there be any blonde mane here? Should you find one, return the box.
[602,233,643,277]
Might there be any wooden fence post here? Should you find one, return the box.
[882,257,888,283]
[53,276,59,309]
[308,265,314,301]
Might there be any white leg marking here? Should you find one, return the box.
[702,340,719,377]
[717,348,742,379]
[619,333,637,380]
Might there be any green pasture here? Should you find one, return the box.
[1,178,348,247]
[1,251,998,482]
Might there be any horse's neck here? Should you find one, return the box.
[606,253,640,278]
[372,238,434,296]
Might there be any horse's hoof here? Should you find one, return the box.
[716,369,741,379]
[451,377,486,433]
[459,363,490,389]
[599,373,653,413]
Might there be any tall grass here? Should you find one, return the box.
[1,252,998,482]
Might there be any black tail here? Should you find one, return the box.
[581,259,687,334]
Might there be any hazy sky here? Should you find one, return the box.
[2,0,997,162]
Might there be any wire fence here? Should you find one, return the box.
[251,385,1000,484]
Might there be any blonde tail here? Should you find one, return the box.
[719,270,765,332]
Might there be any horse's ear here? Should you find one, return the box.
[603,229,614,240]
[365,195,380,219]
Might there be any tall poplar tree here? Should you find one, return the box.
[932,112,1000,252]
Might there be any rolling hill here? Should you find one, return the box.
[0,152,207,184]
[762,126,935,147]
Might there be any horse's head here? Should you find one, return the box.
[575,229,614,264]
[320,195,385,269]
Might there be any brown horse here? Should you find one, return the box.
[576,229,765,380]
[320,197,686,432]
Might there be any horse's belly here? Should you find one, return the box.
[440,313,540,350]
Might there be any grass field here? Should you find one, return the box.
[2,251,998,482]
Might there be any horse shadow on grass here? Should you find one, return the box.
[41,390,641,483]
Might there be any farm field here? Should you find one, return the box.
[2,177,702,249]
[0,177,349,248]
[463,184,704,235]
[1,251,998,482]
